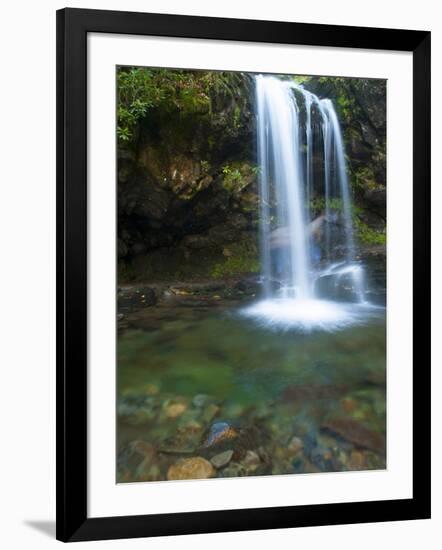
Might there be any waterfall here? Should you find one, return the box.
[256,76,311,300]
[324,100,365,301]
[245,75,370,329]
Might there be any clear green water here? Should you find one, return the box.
[117,300,386,481]
[118,305,386,406]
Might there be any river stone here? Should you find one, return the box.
[241,450,260,471]
[178,418,203,433]
[192,394,211,408]
[165,402,187,418]
[136,463,162,482]
[287,436,304,456]
[200,422,239,449]
[348,450,368,470]
[117,440,159,482]
[210,450,234,469]
[310,446,335,471]
[218,462,246,478]
[321,417,385,454]
[167,457,215,480]
[159,424,201,454]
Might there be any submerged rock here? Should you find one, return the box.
[340,397,358,413]
[192,394,211,408]
[167,457,215,480]
[282,383,348,403]
[287,436,304,456]
[348,450,368,470]
[117,440,160,482]
[200,422,239,449]
[165,402,187,418]
[241,450,260,472]
[218,462,246,478]
[321,417,385,454]
[210,449,234,469]
[309,446,337,472]
[118,394,158,425]
[159,424,201,455]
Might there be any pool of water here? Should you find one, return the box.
[117,297,386,482]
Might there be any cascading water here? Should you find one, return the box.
[243,75,374,331]
[256,76,311,300]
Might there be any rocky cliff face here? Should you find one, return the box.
[118,71,386,283]
[118,71,261,281]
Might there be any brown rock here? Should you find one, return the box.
[348,450,367,470]
[167,457,216,480]
[282,383,348,403]
[321,418,385,454]
[341,397,358,413]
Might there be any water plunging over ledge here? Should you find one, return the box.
[243,75,378,331]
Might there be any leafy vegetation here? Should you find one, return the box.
[117,67,249,143]
[221,163,259,194]
[354,218,386,246]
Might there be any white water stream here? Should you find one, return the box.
[244,76,374,330]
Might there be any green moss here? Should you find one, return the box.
[211,256,260,278]
[310,197,347,214]
[211,239,259,278]
[354,218,386,245]
[238,191,260,213]
[119,238,260,283]
[309,197,385,246]
[232,104,242,129]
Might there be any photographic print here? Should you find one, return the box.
[116,67,387,483]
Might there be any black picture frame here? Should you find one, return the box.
[56,7,431,542]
